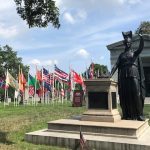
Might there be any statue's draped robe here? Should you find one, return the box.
[117,52,145,119]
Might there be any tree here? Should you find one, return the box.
[0,45,29,100]
[82,63,109,79]
[0,45,29,78]
[14,0,60,28]
[135,21,150,34]
[94,64,109,76]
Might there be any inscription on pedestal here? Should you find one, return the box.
[88,92,108,109]
[111,92,117,109]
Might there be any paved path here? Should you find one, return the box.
[145,97,150,104]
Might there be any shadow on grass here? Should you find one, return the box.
[0,131,14,145]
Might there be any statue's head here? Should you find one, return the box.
[122,31,132,49]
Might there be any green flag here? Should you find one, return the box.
[28,74,40,89]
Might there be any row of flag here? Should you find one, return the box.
[0,64,86,100]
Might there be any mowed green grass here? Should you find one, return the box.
[0,101,86,150]
[0,102,150,150]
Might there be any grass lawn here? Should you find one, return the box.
[0,101,86,150]
[0,102,150,150]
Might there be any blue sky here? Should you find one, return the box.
[0,0,149,75]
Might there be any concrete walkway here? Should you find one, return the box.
[145,97,150,104]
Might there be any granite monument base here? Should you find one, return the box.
[81,109,121,122]
[25,118,150,150]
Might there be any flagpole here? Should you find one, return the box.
[52,70,55,105]
[4,69,8,107]
[21,68,25,105]
[42,67,44,104]
[61,80,64,105]
[27,69,30,105]
[70,68,74,103]
[34,65,37,106]
[48,66,51,105]
[18,65,21,106]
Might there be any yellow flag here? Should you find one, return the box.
[6,70,19,90]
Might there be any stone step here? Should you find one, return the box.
[25,127,150,150]
[47,119,149,139]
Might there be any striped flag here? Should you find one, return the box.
[42,68,49,82]
[49,73,53,85]
[54,65,68,80]
[42,67,51,91]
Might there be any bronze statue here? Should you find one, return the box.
[111,29,145,121]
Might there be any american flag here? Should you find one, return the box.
[49,73,53,85]
[42,68,49,83]
[54,65,68,80]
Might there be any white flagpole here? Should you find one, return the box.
[27,69,30,105]
[34,65,37,106]
[61,80,64,105]
[70,68,74,102]
[17,65,20,106]
[48,66,51,105]
[4,69,8,107]
[42,67,44,104]
[52,72,54,104]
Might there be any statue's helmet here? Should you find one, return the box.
[122,31,132,39]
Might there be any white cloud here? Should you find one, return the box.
[42,60,58,66]
[123,0,141,4]
[0,0,15,11]
[100,56,105,60]
[44,60,53,66]
[76,10,87,21]
[63,9,87,24]
[0,24,19,38]
[63,12,75,24]
[54,59,59,65]
[30,59,41,65]
[76,49,90,58]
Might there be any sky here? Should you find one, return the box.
[0,0,150,75]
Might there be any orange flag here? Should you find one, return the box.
[19,70,26,92]
[36,70,42,81]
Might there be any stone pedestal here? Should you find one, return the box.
[25,119,150,150]
[25,78,150,150]
[81,78,121,122]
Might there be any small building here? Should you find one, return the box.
[107,34,150,97]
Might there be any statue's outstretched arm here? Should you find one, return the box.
[134,31,144,57]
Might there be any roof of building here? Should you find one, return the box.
[107,34,150,51]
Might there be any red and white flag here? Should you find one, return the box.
[29,86,34,96]
[71,70,83,85]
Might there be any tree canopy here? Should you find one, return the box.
[135,21,150,34]
[0,45,29,79]
[0,45,29,100]
[82,63,109,79]
[14,0,60,28]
